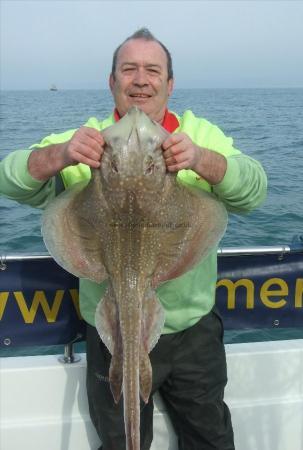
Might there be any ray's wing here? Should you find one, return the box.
[42,180,108,283]
[153,178,228,285]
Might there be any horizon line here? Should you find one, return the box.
[2,86,303,91]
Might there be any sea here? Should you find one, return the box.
[0,88,303,355]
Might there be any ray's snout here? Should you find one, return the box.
[100,107,168,191]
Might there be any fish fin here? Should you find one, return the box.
[109,350,123,404]
[138,290,165,403]
[95,288,123,403]
[142,289,165,353]
[95,287,118,355]
[139,349,152,404]
[42,181,108,283]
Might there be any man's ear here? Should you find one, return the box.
[168,78,174,96]
[109,74,115,93]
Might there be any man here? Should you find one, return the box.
[0,28,267,450]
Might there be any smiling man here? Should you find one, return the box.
[0,28,267,450]
[110,37,174,121]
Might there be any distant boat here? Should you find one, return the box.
[50,84,58,91]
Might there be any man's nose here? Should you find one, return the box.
[132,68,148,86]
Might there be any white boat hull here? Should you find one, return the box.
[2,339,303,450]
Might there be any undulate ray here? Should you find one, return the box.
[42,106,227,450]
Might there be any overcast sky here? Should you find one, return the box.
[1,0,303,90]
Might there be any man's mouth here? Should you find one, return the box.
[129,94,152,98]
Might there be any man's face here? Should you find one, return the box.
[109,39,174,123]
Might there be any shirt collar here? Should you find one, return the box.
[113,108,179,133]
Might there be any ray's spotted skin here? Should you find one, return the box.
[42,107,227,450]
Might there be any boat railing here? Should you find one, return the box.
[0,243,301,263]
[1,239,303,363]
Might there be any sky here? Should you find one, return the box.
[1,0,303,90]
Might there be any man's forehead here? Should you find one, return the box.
[116,39,167,66]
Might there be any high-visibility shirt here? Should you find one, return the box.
[0,110,267,333]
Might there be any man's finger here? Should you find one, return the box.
[69,143,103,164]
[167,161,189,172]
[81,126,104,144]
[162,133,184,150]
[163,142,186,158]
[166,152,188,166]
[77,133,104,155]
[73,153,101,168]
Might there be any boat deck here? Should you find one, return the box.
[2,339,303,450]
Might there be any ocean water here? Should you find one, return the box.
[0,89,303,355]
[1,88,302,254]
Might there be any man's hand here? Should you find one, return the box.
[162,133,202,173]
[28,127,105,181]
[61,127,104,169]
[162,132,227,185]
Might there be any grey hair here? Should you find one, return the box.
[111,27,173,80]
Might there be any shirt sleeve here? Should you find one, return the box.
[212,153,267,213]
[0,149,56,208]
[0,126,80,208]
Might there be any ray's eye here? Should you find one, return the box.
[144,156,155,176]
[145,162,155,176]
[111,158,119,173]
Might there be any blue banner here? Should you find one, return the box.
[0,251,302,347]
[0,258,83,347]
[217,252,303,329]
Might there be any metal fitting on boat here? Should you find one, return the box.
[58,342,81,364]
[0,255,7,271]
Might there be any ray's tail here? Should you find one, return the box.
[123,339,141,450]
[96,287,164,450]
[110,296,143,450]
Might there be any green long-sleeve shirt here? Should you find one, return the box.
[0,110,267,332]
